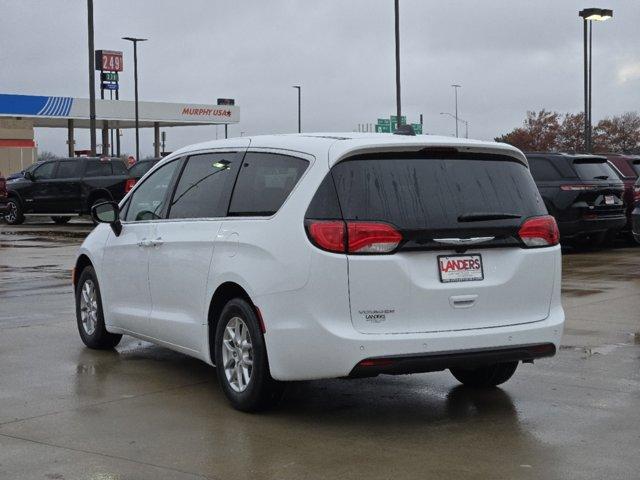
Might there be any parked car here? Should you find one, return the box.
[125,158,162,193]
[606,154,640,237]
[632,177,640,244]
[74,133,564,412]
[525,152,626,245]
[0,173,8,217]
[4,157,129,225]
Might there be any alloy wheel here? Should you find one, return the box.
[221,316,254,392]
[79,279,98,336]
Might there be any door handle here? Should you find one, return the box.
[137,238,153,247]
[151,237,163,247]
[450,295,478,309]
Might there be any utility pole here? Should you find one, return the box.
[394,0,402,128]
[292,86,301,133]
[87,0,97,156]
[451,84,461,138]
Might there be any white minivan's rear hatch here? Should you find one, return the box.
[305,149,559,334]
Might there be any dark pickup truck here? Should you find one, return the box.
[4,157,129,225]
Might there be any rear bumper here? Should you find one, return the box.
[349,343,555,378]
[558,215,626,239]
[264,306,565,381]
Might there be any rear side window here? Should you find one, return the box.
[168,153,237,219]
[330,154,545,233]
[85,160,112,177]
[111,161,127,175]
[129,161,154,178]
[527,157,562,181]
[573,161,618,181]
[56,161,80,179]
[228,152,308,216]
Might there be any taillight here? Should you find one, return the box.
[125,178,137,193]
[634,186,640,205]
[306,220,402,254]
[518,215,560,247]
[307,221,346,253]
[347,222,402,253]
[560,184,598,191]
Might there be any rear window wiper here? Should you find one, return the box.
[593,175,609,180]
[458,212,521,222]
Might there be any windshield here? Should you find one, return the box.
[331,154,545,234]
[574,161,618,181]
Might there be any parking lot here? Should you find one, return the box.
[0,219,639,480]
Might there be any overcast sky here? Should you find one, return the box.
[1,0,638,157]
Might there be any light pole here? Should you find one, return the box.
[87,0,97,156]
[122,36,147,161]
[292,86,301,133]
[440,112,469,138]
[394,0,402,129]
[451,84,461,138]
[578,8,613,153]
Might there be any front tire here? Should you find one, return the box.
[214,298,284,412]
[5,199,24,225]
[75,266,122,349]
[450,361,518,388]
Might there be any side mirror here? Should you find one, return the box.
[91,201,122,236]
[24,171,34,181]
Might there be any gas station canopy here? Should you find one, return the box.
[0,93,239,128]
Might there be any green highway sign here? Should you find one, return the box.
[377,118,390,126]
[412,123,423,134]
[375,124,391,133]
[375,115,421,134]
[390,115,406,124]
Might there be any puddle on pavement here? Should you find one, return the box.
[561,288,604,297]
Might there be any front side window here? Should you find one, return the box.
[125,160,180,222]
[228,152,308,216]
[85,160,112,177]
[33,162,57,180]
[56,161,81,179]
[168,153,237,219]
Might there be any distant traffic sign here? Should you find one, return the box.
[376,115,421,134]
[375,124,391,133]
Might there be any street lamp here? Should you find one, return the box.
[440,112,469,138]
[122,36,147,161]
[578,8,613,152]
[292,86,301,133]
[451,84,461,138]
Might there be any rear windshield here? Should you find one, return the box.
[330,154,545,233]
[573,161,618,181]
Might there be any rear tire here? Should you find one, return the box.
[214,298,284,412]
[75,266,122,349]
[4,199,24,225]
[450,361,518,388]
[51,216,71,224]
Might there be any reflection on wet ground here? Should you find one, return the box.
[0,221,638,479]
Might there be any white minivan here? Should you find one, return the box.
[74,132,564,411]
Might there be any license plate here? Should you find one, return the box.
[438,254,484,283]
[605,195,615,205]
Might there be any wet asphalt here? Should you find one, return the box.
[0,219,638,480]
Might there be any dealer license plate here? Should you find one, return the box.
[438,254,484,283]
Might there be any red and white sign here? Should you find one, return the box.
[438,254,484,283]
[96,50,123,72]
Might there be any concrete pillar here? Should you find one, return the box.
[67,119,75,157]
[101,121,109,156]
[153,122,160,158]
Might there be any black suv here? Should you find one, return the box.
[525,153,626,245]
[5,157,129,225]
